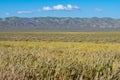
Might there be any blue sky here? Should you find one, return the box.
[0,0,119,18]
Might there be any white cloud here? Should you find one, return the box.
[53,4,65,10]
[66,4,79,10]
[95,8,103,12]
[17,9,41,14]
[6,12,10,16]
[66,4,73,10]
[16,4,79,15]
[42,4,80,11]
[43,6,52,11]
[17,11,33,14]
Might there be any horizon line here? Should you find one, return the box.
[0,16,119,19]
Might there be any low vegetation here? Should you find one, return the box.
[0,32,120,43]
[0,32,120,80]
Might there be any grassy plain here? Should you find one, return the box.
[0,32,120,43]
[0,32,120,80]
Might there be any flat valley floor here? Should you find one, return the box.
[0,32,120,80]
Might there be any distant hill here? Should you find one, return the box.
[0,17,120,31]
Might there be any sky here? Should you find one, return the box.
[0,0,120,18]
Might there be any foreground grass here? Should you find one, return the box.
[0,41,120,80]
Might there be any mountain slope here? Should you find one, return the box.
[0,17,120,31]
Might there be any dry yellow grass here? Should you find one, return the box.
[0,41,120,80]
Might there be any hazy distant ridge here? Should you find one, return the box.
[0,17,120,31]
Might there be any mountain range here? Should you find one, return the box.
[0,17,120,31]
